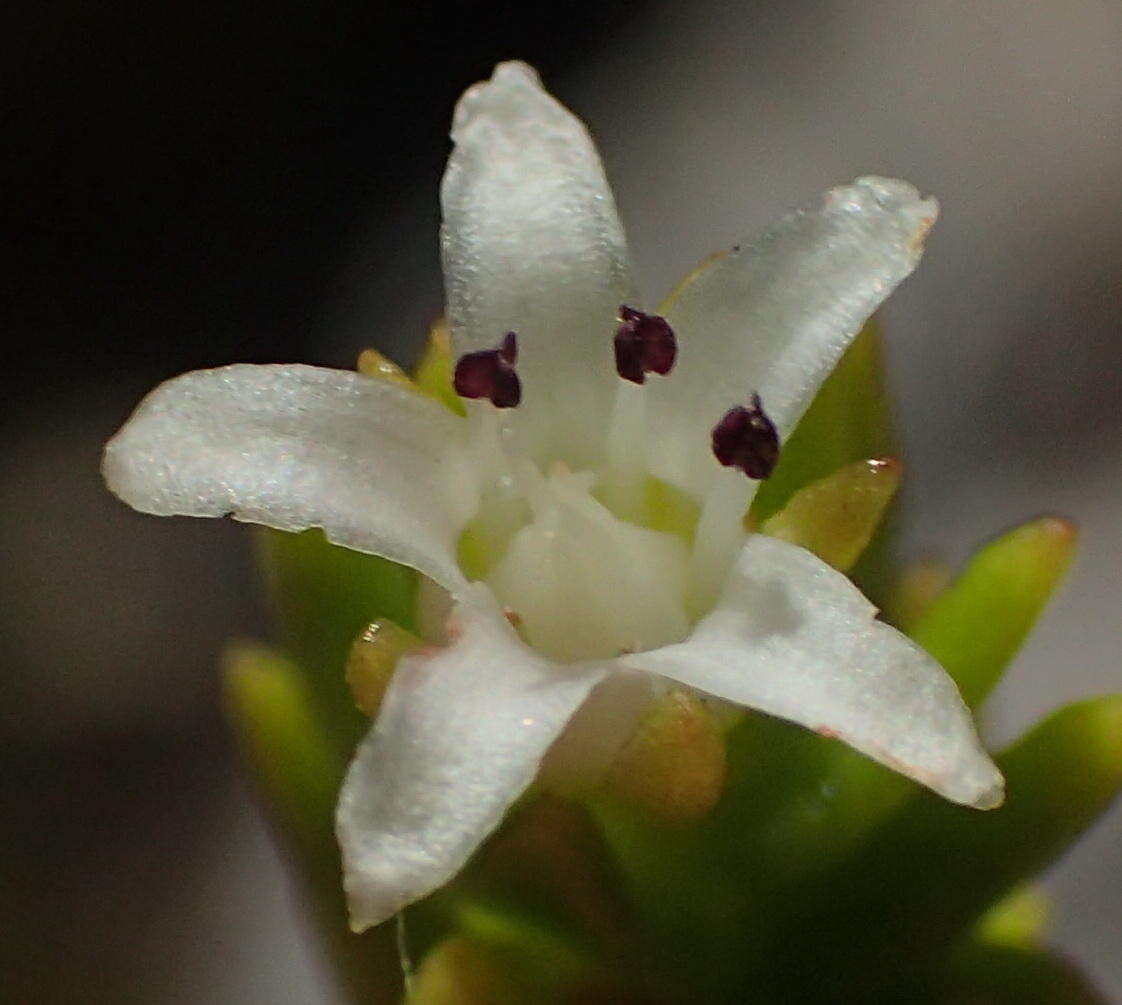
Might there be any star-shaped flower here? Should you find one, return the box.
[103,61,1002,933]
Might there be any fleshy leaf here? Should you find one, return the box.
[223,643,343,854]
[909,516,1077,708]
[945,943,1107,1004]
[605,689,727,824]
[759,457,901,572]
[346,619,424,717]
[817,695,1122,959]
[749,319,896,523]
[222,644,401,1003]
[882,555,952,631]
[973,885,1051,949]
[407,937,515,1005]
[454,902,595,995]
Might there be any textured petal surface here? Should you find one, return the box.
[103,364,471,591]
[441,61,636,466]
[621,535,1003,808]
[337,585,606,931]
[649,177,937,495]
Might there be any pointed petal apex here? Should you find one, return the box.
[442,61,635,464]
[624,535,1001,808]
[649,177,935,495]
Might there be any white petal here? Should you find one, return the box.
[337,585,606,931]
[537,669,664,794]
[441,61,636,466]
[621,535,1003,808]
[103,364,471,592]
[648,177,937,495]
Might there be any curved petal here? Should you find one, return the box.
[537,669,665,794]
[621,535,1003,808]
[337,585,606,931]
[103,364,472,592]
[648,177,937,495]
[441,61,636,466]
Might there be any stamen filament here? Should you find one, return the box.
[599,379,650,523]
[463,402,534,561]
[690,469,753,613]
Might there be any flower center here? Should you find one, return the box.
[487,466,691,661]
[450,322,781,661]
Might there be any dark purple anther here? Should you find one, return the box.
[614,305,677,384]
[711,394,780,479]
[454,332,521,408]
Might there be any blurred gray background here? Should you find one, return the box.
[3,0,1120,1000]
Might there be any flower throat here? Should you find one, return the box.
[451,309,780,662]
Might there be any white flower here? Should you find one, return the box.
[103,61,1002,933]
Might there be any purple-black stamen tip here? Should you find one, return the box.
[499,330,517,365]
[454,332,521,408]
[614,305,677,385]
[711,393,780,479]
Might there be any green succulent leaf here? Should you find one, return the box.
[223,644,343,852]
[222,644,401,1003]
[881,555,951,632]
[406,935,518,1004]
[909,516,1077,708]
[750,320,896,524]
[944,943,1107,1004]
[760,456,901,573]
[973,885,1052,949]
[810,695,1122,969]
[453,901,595,998]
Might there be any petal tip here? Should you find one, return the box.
[491,59,541,86]
[852,174,938,214]
[451,60,547,137]
[101,419,167,516]
[100,437,127,499]
[835,176,939,255]
[972,773,1007,811]
[342,879,392,934]
[951,754,1005,810]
